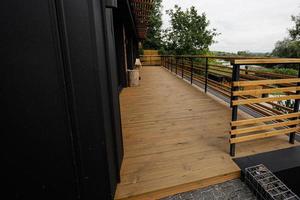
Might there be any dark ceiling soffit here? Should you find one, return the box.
[129,0,154,40]
[106,0,118,8]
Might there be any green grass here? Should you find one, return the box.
[257,67,298,76]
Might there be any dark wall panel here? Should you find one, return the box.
[1,0,126,199]
[105,8,124,178]
[1,0,78,199]
[113,9,127,88]
[59,0,121,198]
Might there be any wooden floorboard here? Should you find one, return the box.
[115,66,299,200]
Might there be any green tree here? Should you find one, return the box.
[237,51,251,56]
[142,0,163,50]
[272,14,300,61]
[163,5,218,55]
[289,14,300,41]
[273,38,300,58]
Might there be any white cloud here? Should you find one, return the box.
[161,0,300,53]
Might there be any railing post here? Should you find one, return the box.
[166,56,168,70]
[173,57,175,73]
[165,57,167,69]
[165,56,167,69]
[230,64,240,157]
[181,57,184,78]
[190,57,193,84]
[176,56,178,75]
[170,56,172,72]
[290,65,300,144]
[205,57,209,93]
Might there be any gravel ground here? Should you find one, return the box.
[160,179,257,200]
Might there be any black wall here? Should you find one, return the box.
[105,7,124,175]
[1,0,127,199]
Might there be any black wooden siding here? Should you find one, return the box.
[1,0,136,199]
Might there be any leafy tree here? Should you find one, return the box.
[273,38,300,58]
[163,5,218,55]
[289,15,300,41]
[272,13,300,69]
[142,0,163,50]
[272,14,300,57]
[237,51,251,56]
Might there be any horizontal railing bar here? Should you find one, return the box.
[230,119,300,135]
[231,58,300,65]
[233,86,300,96]
[268,102,294,112]
[233,78,300,87]
[230,127,300,144]
[141,55,269,60]
[231,112,300,126]
[232,95,300,106]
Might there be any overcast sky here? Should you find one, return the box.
[161,0,300,53]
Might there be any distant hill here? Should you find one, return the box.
[212,51,271,57]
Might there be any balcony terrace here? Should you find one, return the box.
[115,56,300,199]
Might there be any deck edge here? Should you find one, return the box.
[115,170,241,200]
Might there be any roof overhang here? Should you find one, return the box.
[130,0,154,40]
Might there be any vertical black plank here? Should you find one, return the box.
[59,0,126,198]
[230,64,240,157]
[1,0,79,199]
[104,7,124,181]
[113,9,127,88]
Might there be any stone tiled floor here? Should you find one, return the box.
[160,179,257,200]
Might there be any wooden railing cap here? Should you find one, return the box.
[231,58,300,65]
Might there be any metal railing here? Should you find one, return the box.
[140,54,300,156]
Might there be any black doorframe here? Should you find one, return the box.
[103,3,124,182]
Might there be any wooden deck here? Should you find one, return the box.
[115,66,299,200]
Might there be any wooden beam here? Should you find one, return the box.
[230,127,300,144]
[231,112,300,126]
[231,58,300,65]
[233,86,300,96]
[230,119,300,135]
[233,78,300,87]
[232,95,300,106]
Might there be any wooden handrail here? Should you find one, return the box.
[141,54,269,60]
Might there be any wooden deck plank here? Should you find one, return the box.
[115,66,298,200]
